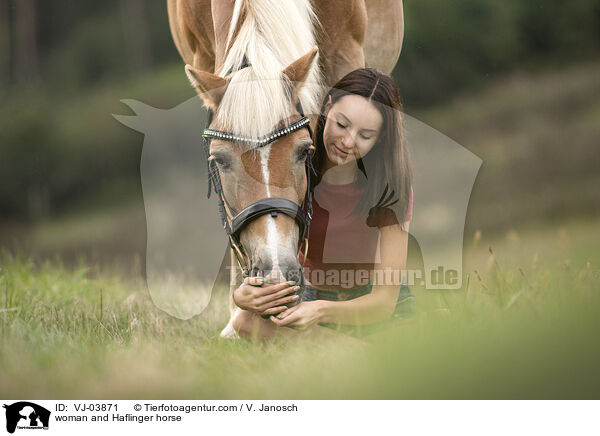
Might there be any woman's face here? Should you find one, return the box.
[322,94,383,167]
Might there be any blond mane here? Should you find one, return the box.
[216,0,323,140]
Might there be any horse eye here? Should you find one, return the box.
[297,146,310,162]
[210,155,231,170]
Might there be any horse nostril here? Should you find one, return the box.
[284,268,303,285]
[250,257,273,278]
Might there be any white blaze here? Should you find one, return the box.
[259,146,284,282]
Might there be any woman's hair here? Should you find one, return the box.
[312,68,413,222]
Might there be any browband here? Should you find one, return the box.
[203,117,310,148]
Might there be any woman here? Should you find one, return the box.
[233,68,414,337]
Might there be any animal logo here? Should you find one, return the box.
[3,402,50,434]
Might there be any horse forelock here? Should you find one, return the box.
[216,68,295,140]
[215,0,322,141]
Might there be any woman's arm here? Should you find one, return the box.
[272,223,409,328]
[318,223,408,324]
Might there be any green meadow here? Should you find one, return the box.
[1,215,598,399]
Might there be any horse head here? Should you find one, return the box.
[185,48,319,294]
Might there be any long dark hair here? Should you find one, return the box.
[312,68,413,222]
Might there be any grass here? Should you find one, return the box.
[1,216,599,399]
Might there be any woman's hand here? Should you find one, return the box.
[269,301,325,330]
[232,276,300,317]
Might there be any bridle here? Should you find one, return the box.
[201,104,315,278]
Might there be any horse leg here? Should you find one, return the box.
[328,40,366,85]
[312,0,368,85]
[363,0,404,74]
[167,0,215,71]
[220,248,244,338]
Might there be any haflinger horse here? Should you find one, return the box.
[167,0,404,337]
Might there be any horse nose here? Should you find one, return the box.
[279,257,305,305]
[251,255,304,308]
[251,255,303,285]
[250,257,273,279]
[281,260,303,284]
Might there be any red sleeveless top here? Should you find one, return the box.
[299,176,413,290]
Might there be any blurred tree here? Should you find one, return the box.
[14,0,38,85]
[394,0,600,108]
[0,101,57,219]
[0,0,9,85]
[394,0,521,107]
[119,0,152,74]
[517,0,600,60]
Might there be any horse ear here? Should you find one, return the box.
[283,46,318,86]
[185,65,229,110]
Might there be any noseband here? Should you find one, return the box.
[202,106,314,278]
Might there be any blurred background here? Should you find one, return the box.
[0,0,599,271]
